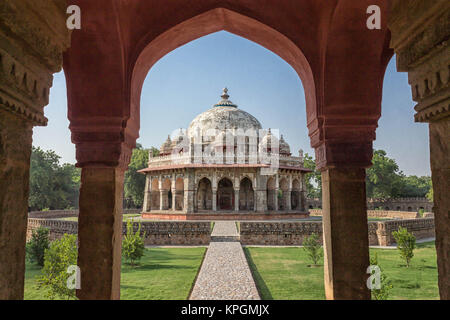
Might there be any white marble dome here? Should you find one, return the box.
[187,88,262,138]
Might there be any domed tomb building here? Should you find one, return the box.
[139,89,311,220]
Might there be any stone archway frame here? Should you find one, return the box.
[129,8,316,155]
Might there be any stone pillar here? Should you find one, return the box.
[274,188,279,211]
[389,0,450,299]
[142,175,151,212]
[212,189,217,211]
[76,168,125,300]
[286,189,292,211]
[321,168,370,300]
[234,189,240,211]
[429,120,450,299]
[0,1,70,299]
[184,170,195,213]
[171,189,176,210]
[0,111,33,300]
[300,190,307,212]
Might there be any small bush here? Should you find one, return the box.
[392,227,416,267]
[369,252,393,300]
[418,208,424,217]
[37,234,78,300]
[26,227,50,266]
[303,233,323,266]
[122,220,146,266]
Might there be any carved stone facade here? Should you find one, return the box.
[140,90,310,219]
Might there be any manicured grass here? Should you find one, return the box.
[244,241,439,300]
[24,247,206,300]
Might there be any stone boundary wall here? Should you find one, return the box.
[374,218,435,246]
[240,218,435,246]
[28,209,141,219]
[306,197,433,212]
[28,210,79,219]
[240,221,323,245]
[309,209,421,219]
[27,219,210,245]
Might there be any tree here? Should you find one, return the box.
[369,252,393,300]
[392,227,416,267]
[303,233,323,266]
[29,146,80,211]
[122,220,146,266]
[124,144,150,208]
[37,234,78,300]
[399,175,432,198]
[426,187,433,202]
[303,153,322,199]
[366,150,404,200]
[26,227,50,266]
[366,149,432,200]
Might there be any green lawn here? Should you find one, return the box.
[25,247,205,300]
[244,241,439,300]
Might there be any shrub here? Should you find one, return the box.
[418,208,424,217]
[369,252,393,300]
[37,234,78,300]
[392,227,416,267]
[122,220,146,266]
[26,227,50,266]
[303,233,323,266]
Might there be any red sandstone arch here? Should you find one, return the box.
[64,1,393,170]
[130,8,316,142]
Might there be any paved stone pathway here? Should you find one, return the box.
[189,221,260,300]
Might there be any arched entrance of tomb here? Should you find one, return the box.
[266,177,276,211]
[197,178,212,210]
[218,178,234,211]
[279,178,289,211]
[175,177,184,211]
[291,179,300,210]
[239,177,254,211]
[162,178,172,210]
[151,178,160,210]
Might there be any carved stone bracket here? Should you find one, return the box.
[0,0,70,126]
[389,0,450,123]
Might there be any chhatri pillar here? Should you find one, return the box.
[0,1,70,299]
[389,0,450,299]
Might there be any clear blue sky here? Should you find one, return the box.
[33,31,430,176]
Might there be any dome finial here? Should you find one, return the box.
[221,87,229,100]
[214,87,237,108]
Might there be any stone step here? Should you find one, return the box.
[211,235,240,242]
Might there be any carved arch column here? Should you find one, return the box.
[389,0,450,299]
[0,1,70,299]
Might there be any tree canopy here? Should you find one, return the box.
[29,147,80,211]
[365,150,431,200]
[303,153,322,199]
[123,143,149,208]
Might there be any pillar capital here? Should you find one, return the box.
[0,0,70,126]
[70,117,136,169]
[389,1,450,123]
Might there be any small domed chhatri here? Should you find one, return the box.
[139,88,311,220]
